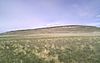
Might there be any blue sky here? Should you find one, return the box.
[0,0,100,32]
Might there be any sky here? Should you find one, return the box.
[0,0,100,33]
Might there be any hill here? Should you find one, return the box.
[0,25,100,63]
[1,25,100,36]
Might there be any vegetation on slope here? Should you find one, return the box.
[0,25,100,63]
[0,36,100,63]
[1,25,100,36]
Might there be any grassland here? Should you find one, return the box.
[0,34,100,63]
[0,25,100,63]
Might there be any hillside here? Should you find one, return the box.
[0,25,100,63]
[1,25,100,36]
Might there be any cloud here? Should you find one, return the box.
[87,21,100,26]
[96,15,100,18]
[71,4,95,17]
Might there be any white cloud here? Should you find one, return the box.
[96,15,100,18]
[72,4,95,17]
[87,22,100,26]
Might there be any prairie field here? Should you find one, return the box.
[0,34,100,63]
[1,0,100,62]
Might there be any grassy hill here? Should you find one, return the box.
[0,25,100,63]
[1,25,100,36]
